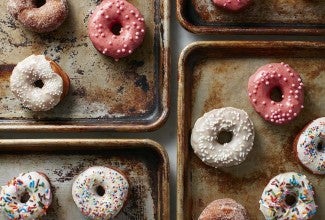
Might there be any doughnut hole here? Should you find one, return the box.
[111,22,122,36]
[270,86,283,102]
[20,192,31,203]
[33,80,44,88]
[96,185,105,196]
[317,140,324,152]
[284,192,298,207]
[217,130,233,145]
[33,0,46,8]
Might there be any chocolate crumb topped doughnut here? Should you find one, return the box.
[10,54,70,111]
[0,172,52,220]
[72,166,129,220]
[7,0,68,33]
[191,107,255,168]
[199,198,249,220]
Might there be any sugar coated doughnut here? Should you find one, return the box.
[259,172,317,219]
[191,107,255,168]
[199,198,249,220]
[7,0,68,33]
[10,54,70,111]
[88,0,146,60]
[212,0,252,12]
[0,172,52,220]
[294,117,325,175]
[248,62,304,125]
[72,166,129,220]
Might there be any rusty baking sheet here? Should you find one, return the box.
[177,41,325,219]
[0,139,169,220]
[0,0,169,132]
[176,0,325,34]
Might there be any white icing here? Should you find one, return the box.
[259,172,317,219]
[0,172,52,220]
[297,117,325,175]
[10,55,63,111]
[72,166,129,220]
[191,107,255,168]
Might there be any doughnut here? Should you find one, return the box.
[7,0,68,33]
[0,172,52,220]
[198,198,249,220]
[191,107,255,168]
[10,54,70,111]
[294,117,325,175]
[212,0,252,12]
[248,62,304,125]
[72,166,129,219]
[259,172,317,219]
[88,0,146,60]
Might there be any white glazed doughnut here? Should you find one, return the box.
[72,166,129,220]
[0,172,52,220]
[259,172,317,219]
[191,107,255,168]
[295,117,325,175]
[10,54,69,111]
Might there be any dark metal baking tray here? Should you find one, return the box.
[0,139,169,220]
[177,41,325,219]
[0,0,170,132]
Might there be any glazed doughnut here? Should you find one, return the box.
[191,107,255,168]
[212,0,251,12]
[10,54,70,111]
[294,117,325,175]
[88,0,146,60]
[0,172,52,220]
[248,62,304,125]
[72,166,129,219]
[199,198,249,220]
[7,0,68,33]
[259,172,317,219]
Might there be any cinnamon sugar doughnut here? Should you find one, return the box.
[199,198,249,220]
[7,0,68,33]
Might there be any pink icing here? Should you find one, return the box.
[88,0,146,60]
[248,63,304,125]
[212,0,251,12]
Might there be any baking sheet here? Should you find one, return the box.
[176,0,325,34]
[0,0,169,131]
[0,139,169,220]
[177,41,325,219]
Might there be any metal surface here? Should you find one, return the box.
[0,0,170,132]
[0,139,169,220]
[177,41,325,219]
[176,0,325,34]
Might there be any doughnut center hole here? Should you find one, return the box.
[270,87,283,102]
[217,130,233,145]
[33,80,44,88]
[284,193,297,207]
[33,0,46,8]
[96,185,105,196]
[111,22,122,35]
[20,192,30,203]
[317,141,324,152]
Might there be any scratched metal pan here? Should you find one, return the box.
[0,139,169,220]
[177,41,325,219]
[0,0,169,132]
[176,0,325,35]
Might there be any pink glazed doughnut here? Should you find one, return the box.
[248,63,304,125]
[212,0,252,12]
[88,0,146,60]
